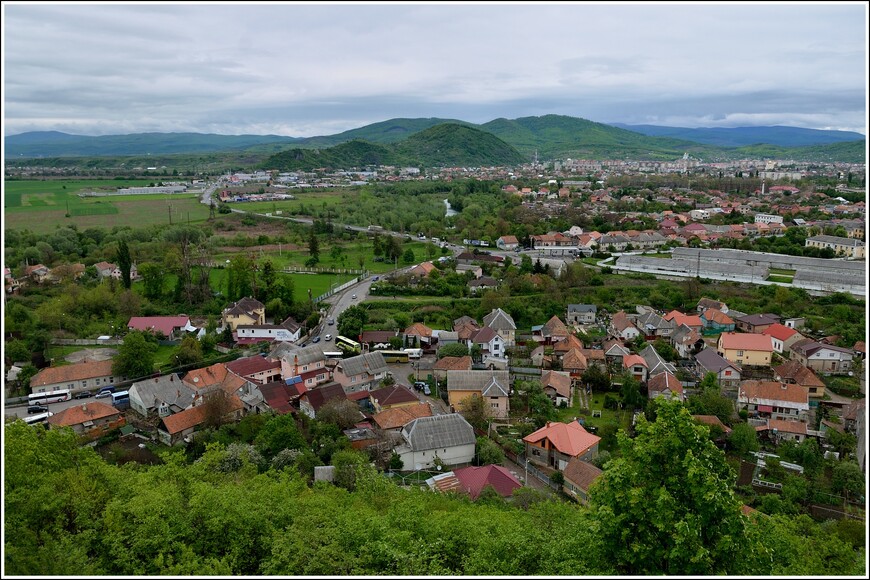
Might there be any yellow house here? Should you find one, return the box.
[717,332,773,366]
[222,296,266,331]
[446,370,510,419]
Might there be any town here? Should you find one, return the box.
[4,153,866,576]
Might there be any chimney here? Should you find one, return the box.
[82,403,87,412]
[170,375,174,382]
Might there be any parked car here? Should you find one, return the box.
[95,387,116,398]
[312,336,321,343]
[372,276,379,281]
[327,318,334,325]
[28,405,49,414]
[324,334,332,341]
[74,391,93,399]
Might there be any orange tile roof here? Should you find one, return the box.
[764,419,808,435]
[373,402,433,430]
[523,421,600,457]
[739,380,808,405]
[622,354,647,369]
[541,370,572,398]
[183,363,229,390]
[664,310,703,328]
[762,324,798,342]
[161,394,243,434]
[404,322,433,337]
[719,332,773,352]
[562,457,603,492]
[47,401,120,427]
[31,359,115,388]
[704,309,734,325]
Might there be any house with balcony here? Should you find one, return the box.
[482,308,517,348]
[737,380,809,422]
[234,316,302,345]
[789,340,854,375]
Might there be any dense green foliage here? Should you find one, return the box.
[4,404,864,576]
[260,124,527,170]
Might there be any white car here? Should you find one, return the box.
[324,334,332,341]
[351,294,357,299]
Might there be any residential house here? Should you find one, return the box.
[432,355,473,382]
[372,402,433,431]
[562,456,603,504]
[454,319,481,343]
[183,363,246,396]
[523,420,601,471]
[701,309,735,333]
[258,379,305,415]
[404,322,434,350]
[805,235,866,259]
[408,261,437,279]
[234,316,302,345]
[446,370,510,419]
[496,235,519,251]
[468,327,506,362]
[299,383,348,419]
[694,347,742,388]
[610,310,641,341]
[734,313,780,334]
[790,340,854,375]
[738,380,810,422]
[128,373,194,418]
[225,356,283,385]
[30,359,122,395]
[158,392,244,445]
[455,264,483,278]
[359,330,400,351]
[47,401,125,439]
[566,304,597,326]
[636,311,675,339]
[622,354,648,382]
[756,418,809,444]
[333,351,390,394]
[552,335,585,361]
[561,348,589,379]
[394,413,476,470]
[24,263,51,284]
[127,315,194,340]
[761,324,803,355]
[697,297,728,315]
[92,261,117,279]
[535,315,571,345]
[647,371,684,402]
[482,308,517,348]
[663,310,704,333]
[468,276,498,294]
[369,384,420,413]
[540,370,573,406]
[717,332,773,367]
[693,415,732,439]
[773,360,826,400]
[671,324,703,359]
[428,465,523,500]
[638,344,677,378]
[221,296,266,331]
[603,340,631,367]
[274,343,330,389]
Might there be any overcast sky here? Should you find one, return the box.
[3,2,867,137]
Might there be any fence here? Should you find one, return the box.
[504,449,561,491]
[51,338,123,346]
[313,276,361,303]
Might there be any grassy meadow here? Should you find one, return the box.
[4,179,210,234]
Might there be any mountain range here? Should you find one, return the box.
[5,115,866,165]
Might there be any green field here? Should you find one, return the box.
[4,179,210,234]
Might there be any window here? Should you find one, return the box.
[96,379,100,385]
[737,350,744,357]
[724,370,732,376]
[491,402,499,409]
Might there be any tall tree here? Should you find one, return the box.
[112,330,157,379]
[589,399,750,575]
[116,239,132,289]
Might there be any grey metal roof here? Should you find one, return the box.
[446,370,510,397]
[568,304,597,313]
[694,347,739,373]
[129,374,194,410]
[483,308,516,331]
[401,413,475,452]
[275,343,326,366]
[337,351,388,377]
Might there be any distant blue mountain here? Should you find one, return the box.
[608,124,865,148]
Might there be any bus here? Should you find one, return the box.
[111,391,130,408]
[323,351,344,360]
[24,412,53,426]
[379,350,409,364]
[335,335,361,354]
[403,348,423,360]
[28,390,72,406]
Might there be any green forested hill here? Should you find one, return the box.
[260,123,527,170]
[3,402,863,576]
[297,117,474,147]
[730,139,866,164]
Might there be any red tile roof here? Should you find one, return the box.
[739,380,808,405]
[433,356,473,371]
[523,421,600,457]
[31,359,115,388]
[719,332,773,352]
[47,401,120,427]
[161,394,243,434]
[762,323,798,342]
[562,457,603,493]
[127,315,190,337]
[373,402,433,430]
[453,464,523,499]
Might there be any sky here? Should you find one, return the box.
[2,1,868,137]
